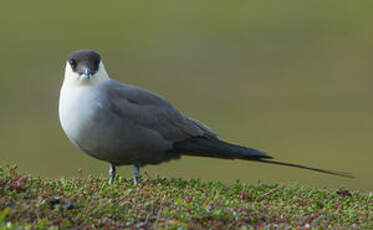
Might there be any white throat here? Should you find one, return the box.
[63,61,110,86]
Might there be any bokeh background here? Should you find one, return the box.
[1,1,372,191]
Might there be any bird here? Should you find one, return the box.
[59,50,352,185]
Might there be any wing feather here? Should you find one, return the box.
[102,80,218,142]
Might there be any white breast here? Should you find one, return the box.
[59,83,97,144]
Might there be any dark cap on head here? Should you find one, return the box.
[67,50,101,75]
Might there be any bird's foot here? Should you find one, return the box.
[133,165,140,186]
[109,164,116,184]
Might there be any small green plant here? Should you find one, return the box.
[0,165,371,229]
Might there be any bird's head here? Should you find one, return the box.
[65,50,109,85]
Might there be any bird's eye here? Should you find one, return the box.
[69,59,77,68]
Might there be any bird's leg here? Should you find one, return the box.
[133,165,140,186]
[109,163,116,184]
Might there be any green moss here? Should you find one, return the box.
[0,165,371,229]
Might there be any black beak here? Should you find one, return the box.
[83,67,93,77]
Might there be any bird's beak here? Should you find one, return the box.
[82,67,93,79]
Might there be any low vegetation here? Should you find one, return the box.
[0,165,371,229]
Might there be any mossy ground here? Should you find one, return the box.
[0,165,371,229]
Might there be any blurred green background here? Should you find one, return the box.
[0,1,372,191]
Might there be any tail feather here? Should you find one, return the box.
[171,136,352,178]
[172,136,272,160]
[255,159,353,178]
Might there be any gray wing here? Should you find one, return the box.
[101,80,218,143]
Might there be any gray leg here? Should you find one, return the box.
[109,164,116,184]
[133,165,140,185]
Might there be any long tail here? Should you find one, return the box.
[171,136,353,178]
[253,159,353,178]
